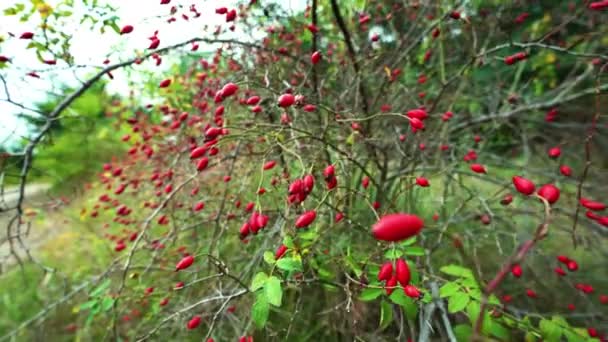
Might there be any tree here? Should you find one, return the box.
[1,0,607,341]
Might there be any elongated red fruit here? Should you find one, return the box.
[385,274,397,295]
[176,255,194,271]
[580,197,606,211]
[415,177,430,187]
[263,160,276,170]
[190,146,206,159]
[120,25,134,34]
[470,164,486,174]
[159,79,171,88]
[275,244,288,259]
[395,258,411,286]
[311,51,321,64]
[196,157,209,171]
[220,82,238,97]
[537,184,560,204]
[404,285,422,298]
[512,176,535,195]
[372,214,424,242]
[377,262,393,281]
[20,32,34,39]
[193,201,205,212]
[187,315,201,329]
[361,176,370,189]
[295,210,316,228]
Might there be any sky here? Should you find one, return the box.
[0,0,307,150]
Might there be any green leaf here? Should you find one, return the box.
[488,320,510,341]
[90,279,111,297]
[453,324,473,342]
[263,251,275,265]
[389,291,418,319]
[345,255,362,277]
[440,265,474,279]
[276,257,302,272]
[539,319,562,341]
[79,300,97,310]
[400,237,417,246]
[379,300,393,330]
[101,297,114,311]
[404,246,425,256]
[283,236,295,249]
[488,294,501,306]
[264,276,282,307]
[251,293,270,329]
[448,294,470,313]
[439,282,460,298]
[384,249,403,259]
[251,272,268,291]
[359,288,383,301]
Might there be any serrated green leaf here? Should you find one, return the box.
[440,265,474,279]
[276,258,302,272]
[379,300,393,330]
[359,288,383,301]
[453,324,472,342]
[265,276,282,307]
[263,251,275,265]
[251,272,268,291]
[404,246,425,256]
[448,294,470,313]
[251,293,270,329]
[439,282,460,298]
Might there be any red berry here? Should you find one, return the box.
[187,316,201,329]
[511,264,523,278]
[278,93,295,107]
[537,184,560,204]
[548,147,561,158]
[470,164,486,174]
[512,176,535,195]
[415,177,430,187]
[159,79,171,88]
[311,51,321,64]
[559,165,572,177]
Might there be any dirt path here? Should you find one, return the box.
[0,184,51,268]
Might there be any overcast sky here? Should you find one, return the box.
[0,0,306,150]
